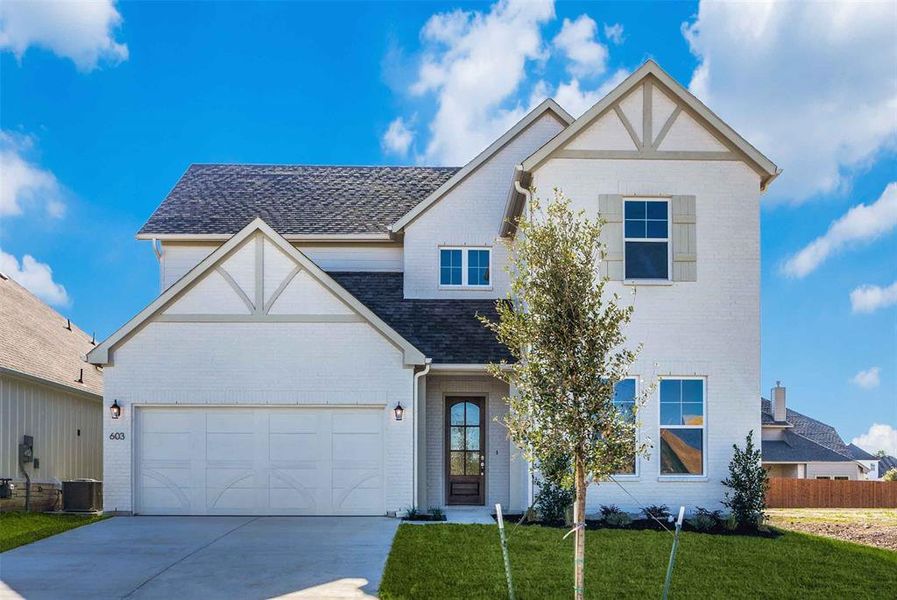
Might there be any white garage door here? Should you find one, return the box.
[136,407,385,516]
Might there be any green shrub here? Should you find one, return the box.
[428,506,444,519]
[604,511,632,528]
[404,506,418,519]
[535,479,574,523]
[641,504,671,522]
[599,504,622,519]
[689,508,722,532]
[722,431,768,530]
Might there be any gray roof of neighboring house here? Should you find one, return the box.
[329,272,512,365]
[138,164,461,236]
[760,398,856,463]
[847,443,876,461]
[879,455,897,478]
[0,275,102,397]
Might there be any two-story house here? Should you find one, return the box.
[88,60,779,516]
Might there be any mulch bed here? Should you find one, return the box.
[494,513,779,537]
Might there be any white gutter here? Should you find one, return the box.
[151,238,163,261]
[412,358,431,508]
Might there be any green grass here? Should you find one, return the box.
[380,524,897,599]
[0,512,108,553]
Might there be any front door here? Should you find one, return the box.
[445,397,485,505]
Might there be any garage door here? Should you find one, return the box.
[136,407,385,515]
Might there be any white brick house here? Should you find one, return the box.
[88,61,779,516]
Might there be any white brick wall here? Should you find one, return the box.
[103,321,414,514]
[424,375,510,509]
[402,113,566,299]
[531,158,761,513]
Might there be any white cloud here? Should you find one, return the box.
[382,117,415,157]
[852,424,897,457]
[392,0,628,165]
[553,15,608,77]
[0,249,69,306]
[0,131,65,219]
[603,23,624,45]
[408,0,556,165]
[683,2,897,202]
[552,68,628,118]
[851,367,881,390]
[851,281,897,314]
[781,182,897,277]
[0,0,128,71]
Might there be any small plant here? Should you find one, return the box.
[883,468,897,482]
[535,478,574,523]
[428,506,444,520]
[722,431,768,530]
[404,506,418,519]
[689,507,722,532]
[604,511,632,528]
[599,504,622,519]
[641,504,671,521]
[722,512,738,531]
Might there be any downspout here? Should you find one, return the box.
[412,359,432,509]
[513,165,533,221]
[151,238,163,261]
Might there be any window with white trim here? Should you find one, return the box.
[659,378,704,475]
[439,247,491,287]
[612,377,638,475]
[624,199,669,280]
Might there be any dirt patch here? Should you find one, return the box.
[771,519,897,551]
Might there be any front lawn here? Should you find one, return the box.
[380,524,896,599]
[0,512,108,553]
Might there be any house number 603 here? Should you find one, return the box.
[109,432,126,440]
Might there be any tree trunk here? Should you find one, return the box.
[573,454,587,600]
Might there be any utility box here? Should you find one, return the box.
[62,479,103,512]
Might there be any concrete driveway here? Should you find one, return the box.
[0,516,399,600]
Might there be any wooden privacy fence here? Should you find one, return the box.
[767,478,897,508]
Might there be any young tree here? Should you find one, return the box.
[721,431,768,529]
[481,189,649,600]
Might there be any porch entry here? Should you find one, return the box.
[445,396,485,505]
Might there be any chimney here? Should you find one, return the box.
[772,381,786,422]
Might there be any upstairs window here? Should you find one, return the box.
[440,247,491,288]
[624,199,669,280]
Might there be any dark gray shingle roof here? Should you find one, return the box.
[328,272,512,365]
[847,443,876,461]
[760,398,855,463]
[879,455,897,478]
[139,165,461,236]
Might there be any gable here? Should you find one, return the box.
[88,219,426,366]
[521,60,779,189]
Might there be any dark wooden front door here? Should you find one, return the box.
[445,397,485,505]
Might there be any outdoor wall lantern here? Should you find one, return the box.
[393,402,404,421]
[110,400,122,419]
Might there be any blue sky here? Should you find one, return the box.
[1,1,895,452]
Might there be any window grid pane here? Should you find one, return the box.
[468,249,490,286]
[440,249,462,285]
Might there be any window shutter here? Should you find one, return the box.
[598,194,624,281]
[671,195,697,282]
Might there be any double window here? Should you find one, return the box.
[612,377,638,475]
[440,247,491,287]
[624,199,669,280]
[659,378,705,476]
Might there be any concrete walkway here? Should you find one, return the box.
[0,516,399,600]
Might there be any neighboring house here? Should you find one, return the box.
[88,60,780,516]
[0,274,103,511]
[761,383,870,480]
[846,444,880,480]
[875,455,897,480]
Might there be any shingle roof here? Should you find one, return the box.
[760,398,855,463]
[328,272,512,365]
[0,275,102,397]
[139,165,461,236]
[847,443,876,461]
[879,455,897,478]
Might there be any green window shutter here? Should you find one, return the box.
[671,195,697,282]
[598,194,624,281]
